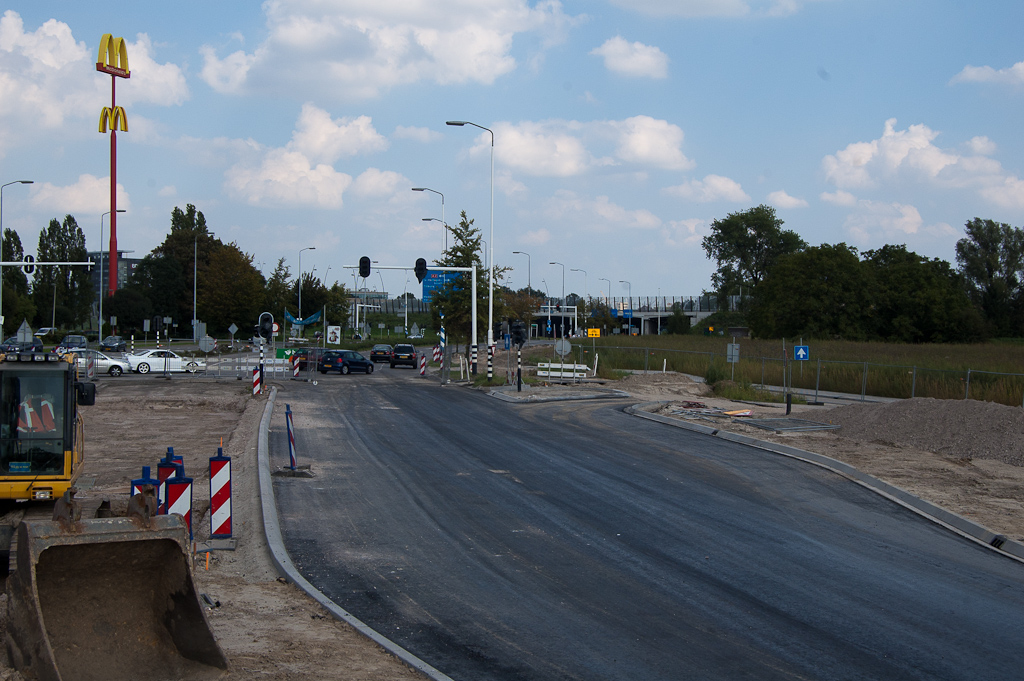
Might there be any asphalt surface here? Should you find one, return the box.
[271,367,1024,681]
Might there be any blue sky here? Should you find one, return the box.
[1,0,1023,301]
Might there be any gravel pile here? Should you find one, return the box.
[825,397,1024,467]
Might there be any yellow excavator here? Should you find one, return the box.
[0,350,228,680]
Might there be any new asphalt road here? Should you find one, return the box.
[271,368,1024,681]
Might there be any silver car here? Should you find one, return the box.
[73,349,131,377]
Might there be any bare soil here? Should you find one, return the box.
[1,370,1021,680]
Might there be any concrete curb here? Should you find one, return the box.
[257,388,455,681]
[489,388,631,403]
[626,401,1024,564]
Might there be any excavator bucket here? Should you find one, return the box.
[5,515,228,681]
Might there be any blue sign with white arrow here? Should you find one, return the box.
[794,345,809,361]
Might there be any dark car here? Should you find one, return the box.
[390,344,417,369]
[369,344,393,363]
[56,334,88,353]
[318,350,374,375]
[1,336,44,353]
[99,335,127,353]
[294,347,327,371]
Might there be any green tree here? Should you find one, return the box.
[263,258,292,317]
[428,211,499,352]
[105,287,154,334]
[502,288,541,330]
[129,253,185,319]
[954,218,1024,336]
[702,204,806,302]
[2,229,34,336]
[324,283,350,332]
[664,302,691,334]
[33,215,92,328]
[199,243,266,333]
[865,244,985,343]
[748,243,870,339]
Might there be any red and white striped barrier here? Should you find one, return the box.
[420,354,426,376]
[252,366,260,396]
[165,474,194,541]
[209,448,232,538]
[130,466,159,497]
[432,345,441,362]
[292,354,300,378]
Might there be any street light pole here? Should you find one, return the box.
[0,180,33,334]
[412,187,444,253]
[550,261,564,338]
[571,268,587,335]
[512,251,530,292]
[447,120,495,378]
[298,246,315,335]
[98,209,125,340]
[619,280,632,335]
[600,277,611,306]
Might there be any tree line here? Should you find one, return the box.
[701,206,1021,342]
[2,204,350,339]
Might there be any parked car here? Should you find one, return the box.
[127,349,205,374]
[56,334,88,353]
[33,327,58,338]
[369,344,393,363]
[1,337,44,353]
[318,350,374,375]
[98,335,127,353]
[72,348,131,377]
[293,347,327,371]
[390,344,417,369]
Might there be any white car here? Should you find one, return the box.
[73,349,131,377]
[127,349,205,374]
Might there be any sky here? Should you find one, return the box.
[1,0,1023,302]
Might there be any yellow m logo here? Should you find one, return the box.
[96,33,130,78]
[98,107,128,133]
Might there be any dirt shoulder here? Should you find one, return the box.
[1,378,422,681]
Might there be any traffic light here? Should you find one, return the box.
[258,312,274,339]
[511,321,526,347]
[414,258,427,283]
[359,256,371,278]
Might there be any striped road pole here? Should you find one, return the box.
[130,466,159,497]
[285,404,296,470]
[209,448,232,539]
[471,344,477,375]
[165,474,194,541]
[252,367,260,396]
[420,354,426,377]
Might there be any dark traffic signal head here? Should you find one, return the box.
[414,258,428,283]
[359,256,371,278]
[258,312,274,339]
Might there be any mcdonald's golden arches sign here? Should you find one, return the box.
[96,33,130,78]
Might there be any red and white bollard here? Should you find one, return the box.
[130,466,159,497]
[252,366,260,396]
[209,448,232,539]
[165,474,194,541]
[292,354,300,378]
[433,345,441,362]
[419,353,426,377]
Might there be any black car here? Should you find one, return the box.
[318,350,374,375]
[370,344,393,363]
[294,347,327,371]
[390,344,417,368]
[99,335,127,353]
[0,337,44,353]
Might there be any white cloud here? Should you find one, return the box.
[661,218,704,248]
[522,228,551,245]
[30,174,130,215]
[121,34,189,107]
[158,185,177,197]
[611,116,692,170]
[290,104,388,164]
[590,36,668,79]
[542,190,660,231]
[225,148,352,208]
[844,201,923,244]
[820,189,856,206]
[491,120,598,177]
[664,175,749,202]
[394,125,442,143]
[766,190,807,208]
[951,60,1024,86]
[606,0,818,18]
[199,0,577,99]
[351,168,407,197]
[822,118,1024,209]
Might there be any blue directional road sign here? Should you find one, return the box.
[504,333,511,350]
[794,345,809,361]
[623,309,633,319]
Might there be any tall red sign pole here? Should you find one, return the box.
[96,34,129,297]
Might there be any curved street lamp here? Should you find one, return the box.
[447,120,494,377]
[412,187,445,253]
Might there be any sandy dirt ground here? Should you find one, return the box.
[0,369,1021,680]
